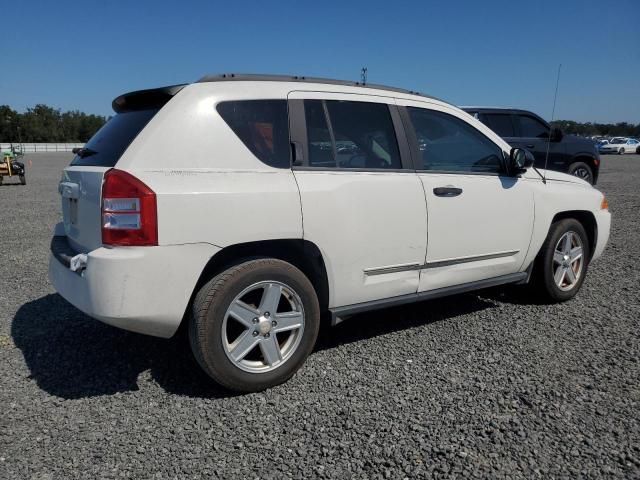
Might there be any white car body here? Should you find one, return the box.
[49,76,611,339]
[599,137,639,154]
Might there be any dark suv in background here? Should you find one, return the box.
[462,107,600,184]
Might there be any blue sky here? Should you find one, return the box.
[1,0,638,123]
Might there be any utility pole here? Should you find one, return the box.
[360,67,367,85]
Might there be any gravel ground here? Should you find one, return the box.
[1,153,639,479]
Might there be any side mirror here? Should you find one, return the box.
[550,127,563,142]
[72,147,81,154]
[509,147,534,174]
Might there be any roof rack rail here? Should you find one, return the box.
[196,73,442,102]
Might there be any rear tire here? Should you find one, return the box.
[19,175,26,185]
[568,162,593,184]
[189,258,320,392]
[531,219,590,302]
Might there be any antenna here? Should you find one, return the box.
[542,64,562,184]
[360,67,368,84]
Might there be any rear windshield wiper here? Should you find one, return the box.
[72,147,98,158]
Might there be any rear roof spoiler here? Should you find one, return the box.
[112,84,187,113]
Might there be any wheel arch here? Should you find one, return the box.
[569,154,599,183]
[550,210,597,260]
[185,239,330,322]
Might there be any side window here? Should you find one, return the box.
[217,100,290,168]
[302,99,402,169]
[304,100,335,168]
[517,115,549,138]
[408,107,504,174]
[484,113,516,138]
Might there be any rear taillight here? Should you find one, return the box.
[101,169,158,246]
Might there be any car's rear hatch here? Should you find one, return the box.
[59,85,185,253]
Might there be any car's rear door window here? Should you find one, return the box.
[71,109,159,167]
[217,100,291,168]
[301,99,402,170]
[304,100,336,168]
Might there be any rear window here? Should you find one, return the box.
[71,109,158,167]
[217,100,290,168]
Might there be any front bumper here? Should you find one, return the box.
[592,209,611,263]
[48,229,220,338]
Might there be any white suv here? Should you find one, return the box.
[50,74,611,392]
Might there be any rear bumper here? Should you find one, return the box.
[592,210,611,263]
[48,230,220,338]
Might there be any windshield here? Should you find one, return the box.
[70,109,158,167]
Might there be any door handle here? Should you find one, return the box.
[433,187,462,197]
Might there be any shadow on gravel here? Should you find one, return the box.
[11,294,234,400]
[476,285,551,306]
[314,293,498,351]
[13,292,497,399]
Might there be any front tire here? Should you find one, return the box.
[189,258,320,392]
[568,162,593,184]
[532,219,590,302]
[619,148,625,155]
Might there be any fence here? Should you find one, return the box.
[0,143,85,153]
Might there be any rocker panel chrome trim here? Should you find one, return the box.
[363,250,519,276]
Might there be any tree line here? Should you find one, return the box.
[1,103,638,143]
[550,120,640,138]
[0,105,107,143]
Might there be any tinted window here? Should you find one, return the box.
[327,101,401,169]
[408,108,503,173]
[71,109,158,167]
[303,100,401,169]
[304,100,335,168]
[484,114,516,137]
[518,115,549,138]
[217,100,290,168]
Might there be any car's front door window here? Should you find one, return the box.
[408,107,504,174]
[484,113,517,138]
[517,115,549,139]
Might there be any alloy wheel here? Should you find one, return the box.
[572,167,591,183]
[222,281,305,373]
[553,231,584,291]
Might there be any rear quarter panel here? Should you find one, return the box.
[114,83,303,247]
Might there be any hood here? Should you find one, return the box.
[563,134,598,149]
[539,169,591,186]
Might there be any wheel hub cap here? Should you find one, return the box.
[257,316,272,335]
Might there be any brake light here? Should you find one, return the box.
[101,169,158,246]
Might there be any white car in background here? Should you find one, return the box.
[599,137,640,154]
[49,74,611,392]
